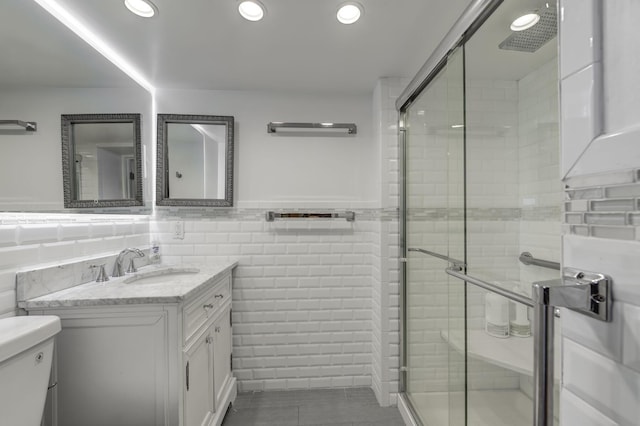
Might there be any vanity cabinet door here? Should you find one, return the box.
[183,326,214,426]
[213,306,232,411]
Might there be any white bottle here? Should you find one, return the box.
[485,292,510,338]
[510,286,531,337]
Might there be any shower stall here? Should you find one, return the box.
[398,0,564,424]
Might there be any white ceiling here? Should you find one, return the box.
[2,0,472,93]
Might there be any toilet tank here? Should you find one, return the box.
[0,316,61,426]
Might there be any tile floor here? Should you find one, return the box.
[221,388,406,426]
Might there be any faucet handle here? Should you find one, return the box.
[90,264,109,282]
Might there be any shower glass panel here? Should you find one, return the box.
[400,1,561,425]
[403,46,465,426]
[463,0,560,424]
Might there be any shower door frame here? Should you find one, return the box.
[397,2,585,426]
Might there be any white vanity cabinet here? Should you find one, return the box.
[25,265,236,426]
[182,273,234,426]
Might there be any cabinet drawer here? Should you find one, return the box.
[183,274,231,342]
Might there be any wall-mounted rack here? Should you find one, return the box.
[0,120,37,131]
[267,122,357,135]
[265,211,356,222]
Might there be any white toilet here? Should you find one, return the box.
[0,315,61,426]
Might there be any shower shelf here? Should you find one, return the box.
[440,329,560,381]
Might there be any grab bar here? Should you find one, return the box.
[0,120,37,131]
[265,211,355,222]
[445,266,534,307]
[409,248,465,267]
[519,252,560,271]
[267,122,357,134]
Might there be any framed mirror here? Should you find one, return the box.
[61,113,143,208]
[156,114,234,207]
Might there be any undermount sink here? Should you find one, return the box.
[123,268,200,285]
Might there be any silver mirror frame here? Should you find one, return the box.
[156,114,234,207]
[61,113,143,209]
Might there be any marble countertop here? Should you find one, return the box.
[21,262,237,309]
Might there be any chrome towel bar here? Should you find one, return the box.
[519,252,560,271]
[267,122,357,134]
[409,248,465,267]
[265,211,355,222]
[0,120,37,131]
[445,266,534,307]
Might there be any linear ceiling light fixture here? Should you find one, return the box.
[337,2,363,25]
[124,0,158,18]
[510,12,540,31]
[238,0,266,22]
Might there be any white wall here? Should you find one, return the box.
[0,87,153,210]
[559,0,640,424]
[155,89,377,208]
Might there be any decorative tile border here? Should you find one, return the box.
[0,212,150,225]
[154,207,399,222]
[564,168,640,240]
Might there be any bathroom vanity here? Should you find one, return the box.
[21,262,237,426]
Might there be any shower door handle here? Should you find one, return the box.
[532,267,612,426]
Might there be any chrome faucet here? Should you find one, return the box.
[112,248,145,277]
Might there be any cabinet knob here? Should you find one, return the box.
[203,303,214,309]
[215,326,221,333]
[214,294,224,299]
[206,336,213,344]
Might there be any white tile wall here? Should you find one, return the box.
[560,0,640,422]
[559,0,602,79]
[563,338,639,425]
[560,389,617,426]
[153,216,376,392]
[371,77,407,405]
[560,63,603,177]
[0,214,150,318]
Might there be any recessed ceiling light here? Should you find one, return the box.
[124,0,157,18]
[337,2,363,25]
[510,12,540,31]
[238,0,266,22]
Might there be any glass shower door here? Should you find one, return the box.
[402,46,465,426]
[462,1,561,424]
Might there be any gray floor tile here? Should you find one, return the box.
[222,388,404,426]
[222,406,298,426]
[299,401,403,425]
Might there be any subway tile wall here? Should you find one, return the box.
[372,77,406,406]
[0,213,150,318]
[560,0,640,423]
[152,213,377,392]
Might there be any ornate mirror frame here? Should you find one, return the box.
[156,114,234,207]
[61,113,143,209]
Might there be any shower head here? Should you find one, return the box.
[499,5,557,53]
